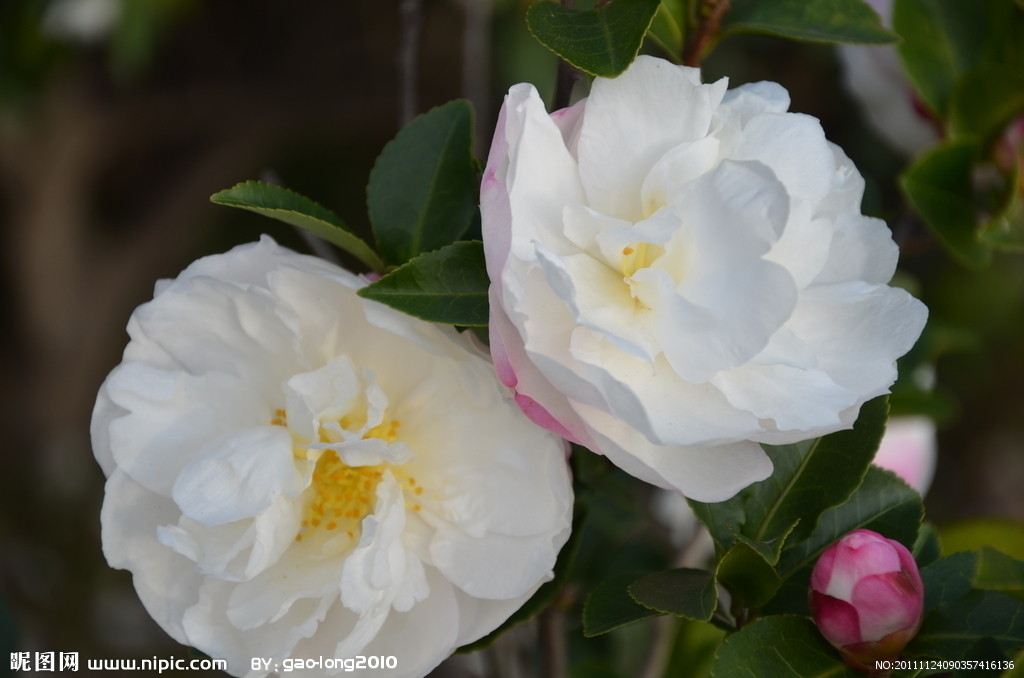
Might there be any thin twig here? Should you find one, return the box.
[398,0,424,126]
[552,59,581,111]
[540,604,569,678]
[462,0,493,158]
[551,0,579,110]
[682,0,730,67]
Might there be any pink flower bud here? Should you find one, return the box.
[810,529,924,674]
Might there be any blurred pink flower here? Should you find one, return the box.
[872,416,936,495]
[810,529,924,673]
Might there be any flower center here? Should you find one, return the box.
[300,453,384,540]
[619,242,664,279]
[270,409,426,543]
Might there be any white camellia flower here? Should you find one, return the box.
[482,55,928,502]
[92,236,573,677]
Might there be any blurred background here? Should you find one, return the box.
[1,0,1022,676]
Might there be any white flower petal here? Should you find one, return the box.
[731,113,837,207]
[104,364,270,495]
[93,237,573,677]
[100,470,202,643]
[713,363,859,432]
[815,214,900,286]
[172,426,304,526]
[226,547,342,630]
[790,282,928,397]
[577,56,727,219]
[483,55,927,500]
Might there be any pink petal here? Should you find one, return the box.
[513,394,584,446]
[851,570,923,641]
[811,591,863,647]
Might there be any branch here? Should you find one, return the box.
[683,0,730,67]
[398,0,424,126]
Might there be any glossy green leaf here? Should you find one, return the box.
[716,542,782,609]
[892,0,987,117]
[920,552,976,613]
[974,548,1024,602]
[663,617,726,678]
[911,551,1024,663]
[913,590,1024,658]
[690,397,887,554]
[765,467,923,616]
[720,0,897,46]
[647,0,685,61]
[913,521,942,567]
[367,100,478,265]
[357,241,489,326]
[526,0,661,77]
[710,615,860,678]
[210,181,385,273]
[901,140,990,268]
[628,568,717,621]
[583,571,660,637]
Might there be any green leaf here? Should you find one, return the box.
[583,571,661,637]
[980,163,1024,253]
[647,0,686,61]
[367,100,478,265]
[974,548,1024,602]
[690,396,888,554]
[912,521,942,567]
[716,542,782,609]
[920,552,976,613]
[765,467,923,616]
[709,615,860,678]
[526,0,662,77]
[357,241,489,326]
[1007,648,1024,677]
[949,66,1024,143]
[892,0,988,117]
[210,181,385,273]
[628,568,717,622]
[913,590,1024,659]
[720,0,898,46]
[901,140,990,268]
[663,617,726,678]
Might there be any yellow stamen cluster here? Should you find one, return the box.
[270,407,424,543]
[297,453,384,541]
